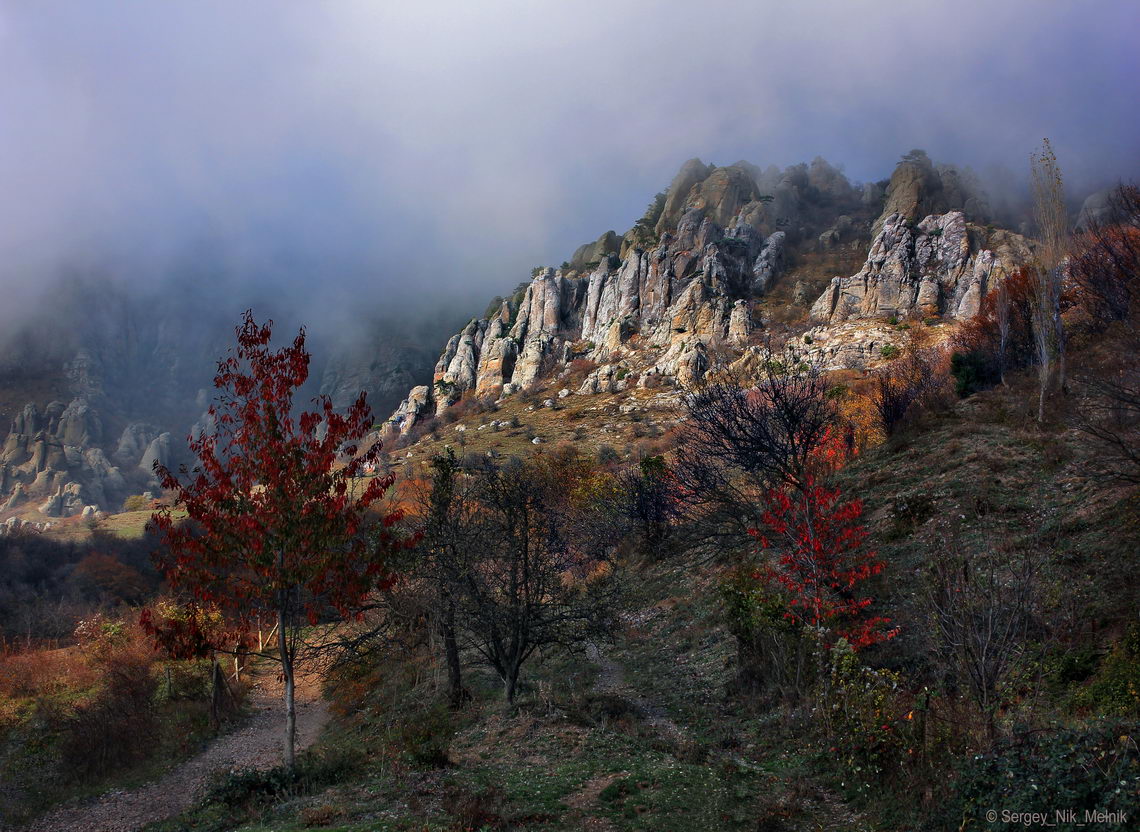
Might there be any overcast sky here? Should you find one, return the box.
[0,0,1136,332]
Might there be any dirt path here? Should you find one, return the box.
[22,666,330,832]
[585,641,686,745]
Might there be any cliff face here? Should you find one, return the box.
[0,282,448,517]
[810,211,1032,324]
[389,155,1032,435]
[391,203,789,433]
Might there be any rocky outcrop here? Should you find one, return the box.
[139,433,172,476]
[570,230,622,271]
[392,216,783,435]
[683,166,763,229]
[810,212,1032,324]
[0,398,132,514]
[655,158,713,234]
[873,151,992,237]
[387,156,1030,433]
[387,205,767,431]
[751,231,786,293]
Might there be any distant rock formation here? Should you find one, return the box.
[389,195,790,432]
[569,230,622,271]
[0,399,133,516]
[387,154,1032,435]
[872,150,992,237]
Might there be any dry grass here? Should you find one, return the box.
[0,646,98,700]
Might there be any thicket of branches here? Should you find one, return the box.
[381,448,626,706]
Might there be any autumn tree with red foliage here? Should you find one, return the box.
[751,480,895,651]
[150,311,404,769]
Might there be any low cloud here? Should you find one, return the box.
[0,0,1135,335]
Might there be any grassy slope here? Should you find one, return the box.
[141,374,1138,832]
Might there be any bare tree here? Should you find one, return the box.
[675,347,837,555]
[1077,354,1140,484]
[458,453,623,704]
[1071,185,1140,482]
[419,449,478,707]
[870,340,944,436]
[1030,139,1070,420]
[924,536,1038,745]
[1070,184,1140,326]
[995,280,1011,386]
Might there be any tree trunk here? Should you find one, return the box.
[441,602,469,708]
[278,606,296,771]
[504,659,520,705]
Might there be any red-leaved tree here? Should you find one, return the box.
[150,311,403,769]
[751,480,895,651]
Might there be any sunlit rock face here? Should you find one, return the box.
[810,211,1032,324]
[0,398,135,515]
[386,155,1028,435]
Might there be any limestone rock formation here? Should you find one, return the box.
[872,150,992,237]
[810,212,1032,324]
[0,398,131,514]
[385,155,1031,433]
[751,231,786,293]
[655,158,713,234]
[570,230,621,271]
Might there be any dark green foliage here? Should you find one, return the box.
[635,191,667,232]
[880,344,900,359]
[948,722,1140,830]
[950,351,999,397]
[597,444,620,465]
[206,747,362,808]
[389,702,454,767]
[1073,628,1140,717]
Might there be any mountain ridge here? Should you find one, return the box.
[383,152,1032,439]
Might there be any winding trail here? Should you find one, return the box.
[585,641,686,745]
[21,666,329,832]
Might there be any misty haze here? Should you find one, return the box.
[0,2,1137,831]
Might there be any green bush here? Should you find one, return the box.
[207,747,361,808]
[817,642,910,793]
[389,702,454,768]
[880,344,900,359]
[950,351,998,397]
[947,722,1140,830]
[1075,628,1140,717]
[597,445,620,465]
[122,494,150,512]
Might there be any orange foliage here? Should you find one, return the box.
[72,553,149,604]
[0,646,97,699]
